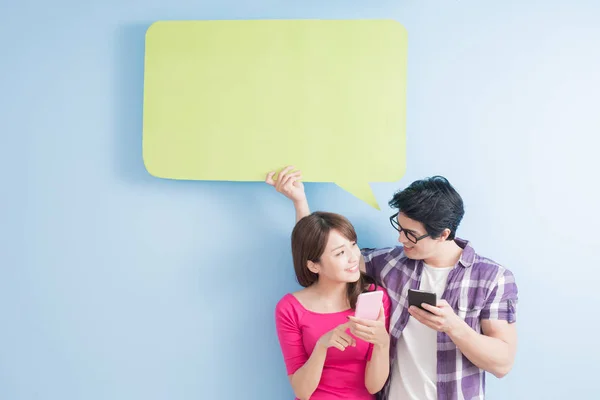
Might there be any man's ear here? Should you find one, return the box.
[438,228,452,241]
[307,260,320,274]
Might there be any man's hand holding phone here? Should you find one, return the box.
[408,299,464,335]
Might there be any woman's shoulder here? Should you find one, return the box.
[275,289,311,318]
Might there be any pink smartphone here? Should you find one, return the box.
[355,290,384,320]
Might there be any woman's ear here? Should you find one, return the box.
[307,260,320,274]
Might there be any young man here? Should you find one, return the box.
[266,167,518,400]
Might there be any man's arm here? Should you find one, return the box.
[446,318,517,378]
[409,302,517,378]
[410,268,518,378]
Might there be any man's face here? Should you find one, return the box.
[394,212,440,260]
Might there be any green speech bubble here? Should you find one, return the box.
[143,19,407,209]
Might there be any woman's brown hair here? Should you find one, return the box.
[291,211,376,309]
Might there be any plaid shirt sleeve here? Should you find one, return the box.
[361,247,394,284]
[480,267,518,323]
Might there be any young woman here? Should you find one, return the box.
[274,211,391,400]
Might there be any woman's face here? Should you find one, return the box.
[311,229,361,283]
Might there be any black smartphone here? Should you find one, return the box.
[408,289,437,311]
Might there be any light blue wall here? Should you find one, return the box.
[2,0,599,399]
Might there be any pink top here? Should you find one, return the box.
[275,286,391,400]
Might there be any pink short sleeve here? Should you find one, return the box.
[367,287,391,361]
[275,295,308,375]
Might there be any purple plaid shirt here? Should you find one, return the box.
[362,238,518,400]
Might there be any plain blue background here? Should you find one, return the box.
[2,0,599,399]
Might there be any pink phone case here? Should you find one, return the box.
[355,291,384,320]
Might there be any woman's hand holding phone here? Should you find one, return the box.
[348,306,390,349]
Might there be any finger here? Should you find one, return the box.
[289,178,304,191]
[292,175,303,187]
[331,341,346,351]
[275,166,295,189]
[421,303,443,316]
[281,175,302,193]
[336,334,352,348]
[377,305,386,322]
[350,330,371,342]
[338,321,352,330]
[350,324,373,335]
[437,299,450,308]
[265,171,276,186]
[339,332,356,347]
[408,306,428,321]
[348,316,377,327]
[333,339,348,351]
[410,306,440,326]
[342,336,356,347]
[408,308,427,325]
[280,171,302,190]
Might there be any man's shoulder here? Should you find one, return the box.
[472,253,504,270]
[455,238,510,274]
[469,251,515,285]
[361,246,405,262]
[361,246,415,292]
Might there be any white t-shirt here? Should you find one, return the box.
[388,263,453,400]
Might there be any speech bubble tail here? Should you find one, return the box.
[335,181,380,210]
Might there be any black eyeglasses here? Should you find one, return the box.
[389,212,430,244]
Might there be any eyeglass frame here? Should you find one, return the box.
[389,212,431,244]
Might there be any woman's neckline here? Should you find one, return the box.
[287,293,352,315]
